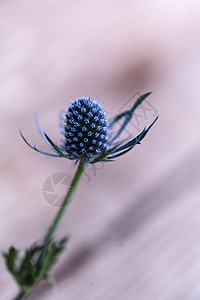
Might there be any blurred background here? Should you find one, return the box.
[1,0,200,299]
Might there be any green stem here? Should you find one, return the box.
[43,159,87,246]
[37,159,87,267]
[13,290,26,300]
[14,159,87,300]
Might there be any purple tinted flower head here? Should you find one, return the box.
[20,93,158,164]
[61,98,108,160]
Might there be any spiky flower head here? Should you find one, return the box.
[20,93,158,164]
[62,97,108,161]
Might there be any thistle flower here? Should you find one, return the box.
[20,93,158,164]
[5,93,158,300]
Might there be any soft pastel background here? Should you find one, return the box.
[1,1,200,299]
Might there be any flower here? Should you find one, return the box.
[60,98,109,161]
[20,93,158,164]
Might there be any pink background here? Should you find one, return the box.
[1,1,200,299]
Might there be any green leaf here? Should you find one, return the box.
[39,238,68,276]
[3,246,18,273]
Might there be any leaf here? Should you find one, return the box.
[34,113,60,154]
[90,143,121,164]
[44,133,73,160]
[108,92,152,143]
[4,238,69,293]
[39,238,68,277]
[108,92,152,128]
[19,130,61,157]
[130,92,152,113]
[3,246,18,273]
[106,146,134,160]
[112,116,158,154]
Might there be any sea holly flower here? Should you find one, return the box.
[4,92,158,300]
[20,93,158,163]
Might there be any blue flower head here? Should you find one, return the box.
[20,93,158,164]
[61,98,109,161]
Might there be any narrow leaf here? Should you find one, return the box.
[130,92,152,113]
[34,114,61,154]
[108,92,152,142]
[20,130,61,157]
[106,146,134,159]
[44,133,73,160]
[112,116,158,154]
[90,143,121,164]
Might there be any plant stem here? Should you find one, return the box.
[14,160,87,300]
[13,290,26,300]
[43,159,87,246]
